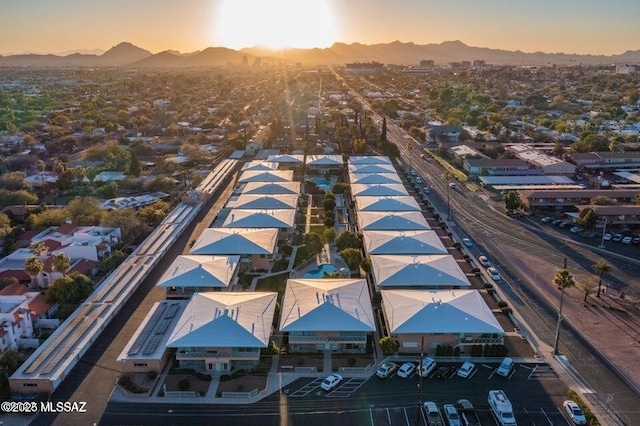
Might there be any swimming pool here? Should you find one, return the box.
[308,177,335,191]
[303,264,338,278]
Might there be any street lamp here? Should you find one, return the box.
[553,285,566,356]
[598,217,608,249]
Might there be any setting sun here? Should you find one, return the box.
[214,0,338,50]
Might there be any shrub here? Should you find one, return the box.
[147,370,158,380]
[178,378,190,391]
[471,267,480,273]
[280,245,293,256]
[501,307,513,315]
[484,283,494,289]
[324,216,335,227]
[158,389,165,397]
[497,300,508,308]
[379,336,399,354]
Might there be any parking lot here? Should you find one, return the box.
[284,360,574,425]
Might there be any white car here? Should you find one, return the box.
[442,404,461,426]
[423,186,430,194]
[478,256,490,267]
[320,374,343,391]
[622,236,632,244]
[563,400,587,425]
[423,401,441,426]
[569,226,584,234]
[487,267,501,281]
[457,362,475,378]
[603,233,612,241]
[410,170,417,176]
[462,238,472,247]
[397,362,416,378]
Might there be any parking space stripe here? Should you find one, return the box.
[403,408,410,425]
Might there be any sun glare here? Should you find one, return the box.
[214,0,337,50]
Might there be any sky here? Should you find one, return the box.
[1,0,639,56]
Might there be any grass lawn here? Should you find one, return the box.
[255,272,290,299]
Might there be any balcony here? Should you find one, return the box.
[288,335,367,343]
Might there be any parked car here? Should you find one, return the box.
[478,255,490,267]
[487,267,501,281]
[612,233,623,242]
[603,233,612,241]
[569,226,584,234]
[622,236,632,244]
[496,357,514,377]
[442,404,462,426]
[632,237,640,245]
[552,219,563,226]
[320,374,343,391]
[418,357,437,377]
[435,366,454,379]
[563,400,587,425]
[410,170,417,176]
[541,217,554,223]
[457,362,475,378]
[415,177,423,184]
[397,362,416,378]
[449,182,456,189]
[462,238,472,247]
[376,361,398,378]
[423,186,430,194]
[559,221,570,228]
[423,401,443,426]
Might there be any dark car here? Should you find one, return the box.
[435,366,454,379]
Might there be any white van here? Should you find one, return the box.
[418,356,437,377]
[496,357,513,377]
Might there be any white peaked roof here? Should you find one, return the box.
[363,230,447,255]
[167,292,277,348]
[357,211,431,231]
[280,279,375,333]
[266,154,304,164]
[241,161,279,172]
[348,156,392,165]
[306,154,344,166]
[371,255,471,288]
[350,173,402,185]
[231,193,298,210]
[223,209,295,229]
[189,228,277,255]
[382,289,504,335]
[356,196,421,212]
[351,183,409,197]
[238,170,294,183]
[242,181,301,195]
[157,255,240,289]
[348,164,397,174]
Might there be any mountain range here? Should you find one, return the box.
[1,40,639,68]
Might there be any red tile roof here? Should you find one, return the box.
[28,295,51,320]
[0,282,29,296]
[42,239,62,251]
[0,270,31,282]
[55,223,78,235]
[68,259,99,276]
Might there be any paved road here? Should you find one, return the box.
[381,120,640,425]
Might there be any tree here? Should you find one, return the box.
[592,260,612,298]
[503,191,521,211]
[0,212,11,239]
[380,118,387,142]
[322,227,335,244]
[572,134,610,153]
[67,197,105,225]
[577,208,597,230]
[52,253,71,276]
[24,256,44,287]
[336,231,362,252]
[590,196,616,205]
[379,336,399,354]
[45,272,93,305]
[28,241,47,256]
[340,248,362,271]
[322,197,336,211]
[0,189,38,209]
[552,268,575,355]
[576,274,597,302]
[101,208,142,242]
[303,232,323,257]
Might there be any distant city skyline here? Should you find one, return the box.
[1,0,639,56]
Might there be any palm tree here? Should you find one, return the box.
[552,268,575,355]
[52,253,71,277]
[24,256,44,288]
[28,241,47,256]
[592,260,612,298]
